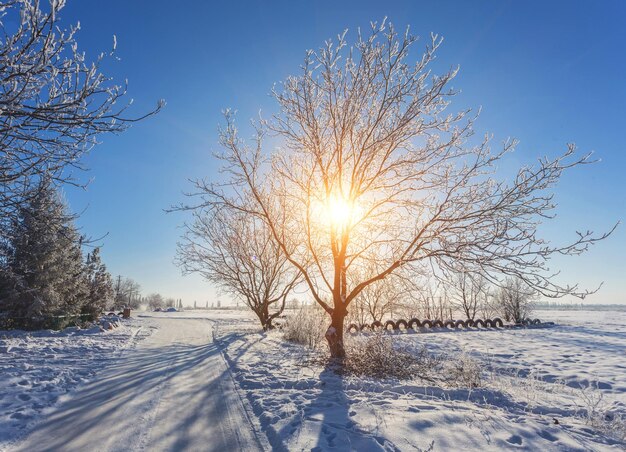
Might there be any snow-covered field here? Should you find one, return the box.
[0,317,157,449]
[1,308,624,451]
[215,309,626,451]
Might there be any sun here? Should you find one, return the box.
[326,194,356,230]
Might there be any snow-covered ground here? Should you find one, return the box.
[5,313,266,452]
[0,317,157,450]
[215,309,626,451]
[1,308,624,451]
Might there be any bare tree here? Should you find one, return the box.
[495,277,536,323]
[349,269,406,324]
[420,286,452,321]
[0,0,163,231]
[448,272,490,321]
[392,277,435,320]
[125,279,142,310]
[176,204,300,331]
[112,276,141,310]
[479,291,498,320]
[165,297,176,308]
[187,21,614,358]
[146,293,165,311]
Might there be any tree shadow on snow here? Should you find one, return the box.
[293,360,397,451]
[15,321,265,452]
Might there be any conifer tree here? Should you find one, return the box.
[0,181,88,319]
[84,248,114,319]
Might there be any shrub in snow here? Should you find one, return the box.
[343,333,444,380]
[576,384,626,441]
[282,304,327,350]
[443,351,483,388]
[586,409,626,442]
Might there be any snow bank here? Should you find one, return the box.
[214,309,626,451]
[0,317,158,450]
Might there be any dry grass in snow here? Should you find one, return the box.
[214,309,626,451]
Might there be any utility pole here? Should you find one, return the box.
[115,275,123,308]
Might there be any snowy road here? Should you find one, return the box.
[15,317,265,452]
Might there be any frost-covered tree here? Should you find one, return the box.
[0,0,163,235]
[165,297,176,308]
[146,293,165,310]
[0,181,87,319]
[449,273,490,321]
[176,204,300,330]
[187,21,614,358]
[349,270,404,324]
[83,247,113,319]
[495,277,536,323]
[112,276,141,310]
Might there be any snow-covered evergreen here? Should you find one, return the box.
[0,181,92,323]
[83,248,114,319]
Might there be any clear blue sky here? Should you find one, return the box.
[60,0,626,305]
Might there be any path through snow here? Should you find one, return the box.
[14,317,265,452]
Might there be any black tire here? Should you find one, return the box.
[117,312,124,316]
[371,320,383,331]
[408,318,422,330]
[396,319,408,330]
[384,320,396,331]
[421,320,433,329]
[473,319,485,328]
[455,320,467,329]
[484,319,493,328]
[444,320,456,329]
[347,323,359,334]
[433,319,444,328]
[465,319,475,328]
[107,312,115,316]
[533,318,541,325]
[492,318,504,328]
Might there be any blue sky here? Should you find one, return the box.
[60,0,625,305]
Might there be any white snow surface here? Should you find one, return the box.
[0,317,156,450]
[214,309,626,451]
[5,312,266,452]
[1,308,625,451]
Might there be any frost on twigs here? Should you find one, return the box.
[442,351,483,388]
[282,304,327,350]
[575,384,626,442]
[0,0,163,229]
[183,17,615,362]
[341,333,445,381]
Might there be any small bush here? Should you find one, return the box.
[343,333,444,380]
[576,384,626,441]
[444,351,483,388]
[282,304,327,350]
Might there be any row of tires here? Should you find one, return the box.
[347,318,542,333]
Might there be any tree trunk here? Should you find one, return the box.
[254,304,271,331]
[325,307,346,359]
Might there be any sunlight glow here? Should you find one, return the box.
[325,194,358,231]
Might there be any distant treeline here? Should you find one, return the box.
[535,302,626,312]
